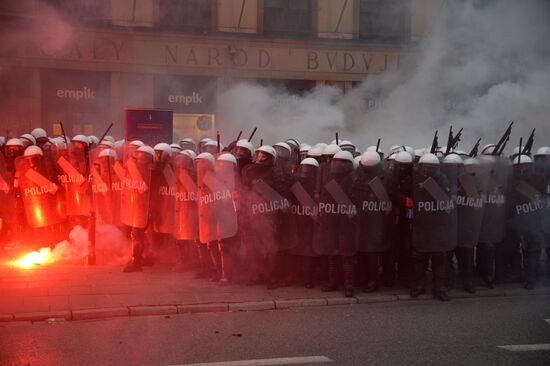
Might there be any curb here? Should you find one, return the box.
[2,288,549,324]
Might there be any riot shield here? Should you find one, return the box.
[456,163,485,248]
[358,174,392,253]
[508,171,544,251]
[313,175,359,256]
[90,151,122,225]
[15,155,65,228]
[150,161,176,234]
[213,159,238,239]
[56,143,90,216]
[534,157,550,242]
[240,164,290,256]
[197,159,238,244]
[478,156,510,243]
[287,178,318,255]
[173,154,199,241]
[120,150,152,229]
[412,174,457,252]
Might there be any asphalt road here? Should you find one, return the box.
[1,295,549,366]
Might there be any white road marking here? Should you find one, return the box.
[170,355,334,366]
[498,344,550,352]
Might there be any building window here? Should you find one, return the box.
[42,0,106,25]
[159,0,213,34]
[263,0,313,38]
[359,0,406,42]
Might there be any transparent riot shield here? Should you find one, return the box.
[173,154,199,241]
[150,161,176,234]
[412,174,457,253]
[196,158,217,244]
[288,177,318,256]
[313,176,359,256]
[90,150,122,225]
[478,155,510,243]
[120,150,152,229]
[15,155,65,228]
[456,162,485,248]
[358,174,392,253]
[56,143,90,216]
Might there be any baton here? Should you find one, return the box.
[98,123,114,144]
[376,138,381,152]
[217,131,221,154]
[335,132,339,145]
[248,127,257,142]
[59,122,68,143]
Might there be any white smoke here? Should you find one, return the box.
[216,0,550,153]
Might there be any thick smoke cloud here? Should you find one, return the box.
[217,0,550,152]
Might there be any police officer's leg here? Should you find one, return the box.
[456,246,476,293]
[446,250,456,290]
[479,242,496,288]
[432,251,450,301]
[411,250,427,297]
[123,227,144,272]
[364,252,380,293]
[342,255,355,297]
[207,241,222,282]
[321,255,339,292]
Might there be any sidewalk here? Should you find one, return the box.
[1,263,549,323]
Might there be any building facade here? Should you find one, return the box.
[0,0,441,140]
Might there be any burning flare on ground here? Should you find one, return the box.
[13,247,55,269]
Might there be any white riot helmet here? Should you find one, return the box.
[72,134,89,146]
[6,138,24,148]
[513,154,532,165]
[182,149,197,159]
[395,151,413,164]
[137,145,155,157]
[298,157,319,178]
[88,135,100,146]
[360,151,381,167]
[307,147,323,158]
[443,153,463,164]
[20,134,36,147]
[419,153,440,165]
[170,143,183,152]
[333,150,354,163]
[130,140,145,147]
[217,153,237,165]
[154,142,172,162]
[256,145,276,164]
[98,140,115,149]
[236,139,255,155]
[322,144,342,157]
[274,142,291,160]
[196,152,216,166]
[103,136,115,143]
[300,157,319,167]
[339,140,356,154]
[24,145,43,157]
[331,150,354,174]
[203,140,223,154]
[481,144,496,155]
[31,128,48,142]
[98,148,118,159]
[534,146,550,157]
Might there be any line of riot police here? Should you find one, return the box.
[1,129,549,302]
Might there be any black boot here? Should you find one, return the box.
[432,252,450,301]
[321,256,338,292]
[457,247,476,293]
[483,243,496,289]
[411,250,426,298]
[123,229,144,272]
[343,256,355,297]
[363,253,380,293]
